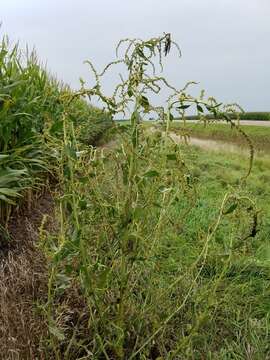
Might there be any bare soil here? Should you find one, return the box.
[0,190,55,360]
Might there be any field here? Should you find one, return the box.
[185,112,270,121]
[1,34,270,359]
[168,122,270,152]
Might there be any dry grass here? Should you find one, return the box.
[0,190,55,359]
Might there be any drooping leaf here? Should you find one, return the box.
[139,95,150,112]
[176,104,191,110]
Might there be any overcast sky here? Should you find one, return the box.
[1,0,270,111]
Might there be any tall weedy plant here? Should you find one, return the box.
[44,34,259,359]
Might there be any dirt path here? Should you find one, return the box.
[148,126,253,154]
[168,132,250,154]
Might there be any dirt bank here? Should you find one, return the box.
[0,190,55,359]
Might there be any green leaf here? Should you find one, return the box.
[143,170,159,178]
[79,199,88,210]
[3,80,25,90]
[223,203,238,215]
[0,188,21,197]
[50,120,63,134]
[167,153,177,161]
[0,194,16,205]
[137,48,147,59]
[197,104,204,113]
[139,95,150,111]
[213,103,222,108]
[176,104,191,110]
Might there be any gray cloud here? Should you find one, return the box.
[1,0,270,111]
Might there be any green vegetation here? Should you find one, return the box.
[186,112,270,121]
[1,33,269,359]
[42,124,270,358]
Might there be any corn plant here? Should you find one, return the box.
[0,34,112,237]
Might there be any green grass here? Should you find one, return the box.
[185,146,270,252]
[156,145,270,358]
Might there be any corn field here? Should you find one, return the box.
[0,35,111,231]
